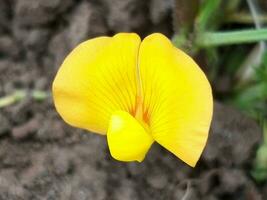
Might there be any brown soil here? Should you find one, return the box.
[0,0,266,199]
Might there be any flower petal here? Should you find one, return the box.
[139,33,213,167]
[53,33,141,134]
[107,110,154,162]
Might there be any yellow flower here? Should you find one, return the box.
[52,33,213,167]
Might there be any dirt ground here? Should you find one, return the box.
[0,0,266,199]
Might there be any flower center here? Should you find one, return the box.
[134,95,150,134]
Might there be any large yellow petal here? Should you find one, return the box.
[107,110,154,162]
[139,33,213,167]
[53,33,141,134]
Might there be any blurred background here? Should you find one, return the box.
[0,0,266,199]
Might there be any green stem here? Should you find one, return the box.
[197,28,267,47]
[0,90,50,108]
[195,0,221,31]
[32,90,50,101]
[226,13,267,24]
[0,90,27,108]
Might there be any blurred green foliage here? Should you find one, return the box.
[230,52,267,120]
[173,0,267,182]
